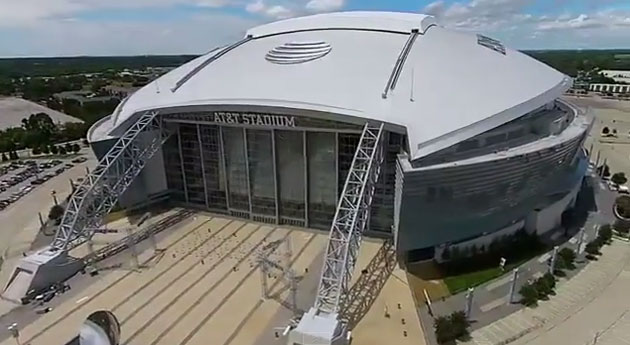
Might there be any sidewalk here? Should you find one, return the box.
[462,240,630,345]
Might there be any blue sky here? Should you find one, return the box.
[0,0,629,57]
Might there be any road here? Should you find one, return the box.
[0,152,96,290]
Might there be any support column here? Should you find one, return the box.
[465,287,474,319]
[126,227,139,269]
[271,129,279,224]
[507,268,519,304]
[303,131,309,227]
[260,260,268,299]
[549,246,559,275]
[218,126,230,211]
[576,228,586,255]
[177,125,189,203]
[196,124,209,209]
[243,128,252,218]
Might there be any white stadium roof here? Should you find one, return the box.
[95,11,571,160]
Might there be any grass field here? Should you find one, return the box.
[443,259,529,294]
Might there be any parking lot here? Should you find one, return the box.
[0,156,88,211]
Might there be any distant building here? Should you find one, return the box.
[589,83,630,93]
[53,91,114,105]
[601,70,630,83]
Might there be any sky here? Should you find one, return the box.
[0,0,629,57]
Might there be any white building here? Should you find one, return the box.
[601,70,630,83]
[87,11,590,264]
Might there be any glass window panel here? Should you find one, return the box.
[276,130,305,220]
[223,127,249,212]
[199,124,227,210]
[179,124,206,206]
[307,132,336,229]
[163,127,185,202]
[247,129,275,216]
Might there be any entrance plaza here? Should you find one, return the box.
[0,213,423,345]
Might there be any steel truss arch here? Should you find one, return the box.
[314,122,385,315]
[52,111,171,251]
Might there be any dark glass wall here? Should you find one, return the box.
[179,124,206,206]
[223,127,250,213]
[307,132,337,229]
[199,124,227,211]
[247,129,276,217]
[276,130,305,225]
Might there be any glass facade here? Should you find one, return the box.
[276,130,306,226]
[307,132,337,229]
[247,129,276,221]
[162,118,400,234]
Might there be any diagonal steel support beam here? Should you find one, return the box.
[52,111,172,251]
[314,122,385,315]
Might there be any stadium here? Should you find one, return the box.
[3,11,591,345]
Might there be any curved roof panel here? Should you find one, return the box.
[95,11,570,160]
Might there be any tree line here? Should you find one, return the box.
[0,112,88,154]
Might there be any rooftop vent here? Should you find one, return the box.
[477,34,506,55]
[266,41,332,64]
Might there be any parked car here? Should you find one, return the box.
[72,157,88,164]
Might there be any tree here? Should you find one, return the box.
[599,224,613,244]
[519,284,539,307]
[72,143,81,153]
[1,153,7,162]
[585,240,601,256]
[48,205,64,220]
[64,142,73,153]
[434,311,470,344]
[58,146,67,155]
[32,146,41,155]
[558,248,576,269]
[614,219,630,235]
[41,145,50,155]
[612,172,628,186]
[49,145,58,155]
[602,126,610,135]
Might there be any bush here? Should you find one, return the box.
[48,205,65,220]
[614,219,630,235]
[65,143,73,153]
[58,146,67,155]
[585,240,602,256]
[599,224,613,244]
[73,143,81,153]
[519,284,538,307]
[41,145,50,154]
[434,311,470,344]
[49,145,58,155]
[1,153,7,162]
[558,248,576,269]
[32,146,41,155]
[602,126,610,135]
[612,172,628,186]
[533,276,554,299]
[9,151,18,160]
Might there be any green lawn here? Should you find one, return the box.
[443,259,530,295]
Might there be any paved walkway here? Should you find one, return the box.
[462,240,630,345]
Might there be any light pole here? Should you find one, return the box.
[51,190,58,206]
[8,323,21,345]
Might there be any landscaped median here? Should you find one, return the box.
[438,230,547,294]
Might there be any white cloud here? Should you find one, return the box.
[245,0,265,13]
[421,0,630,49]
[266,5,293,18]
[305,0,344,12]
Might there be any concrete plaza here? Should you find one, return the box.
[0,213,424,345]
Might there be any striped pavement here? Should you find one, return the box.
[461,241,630,345]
